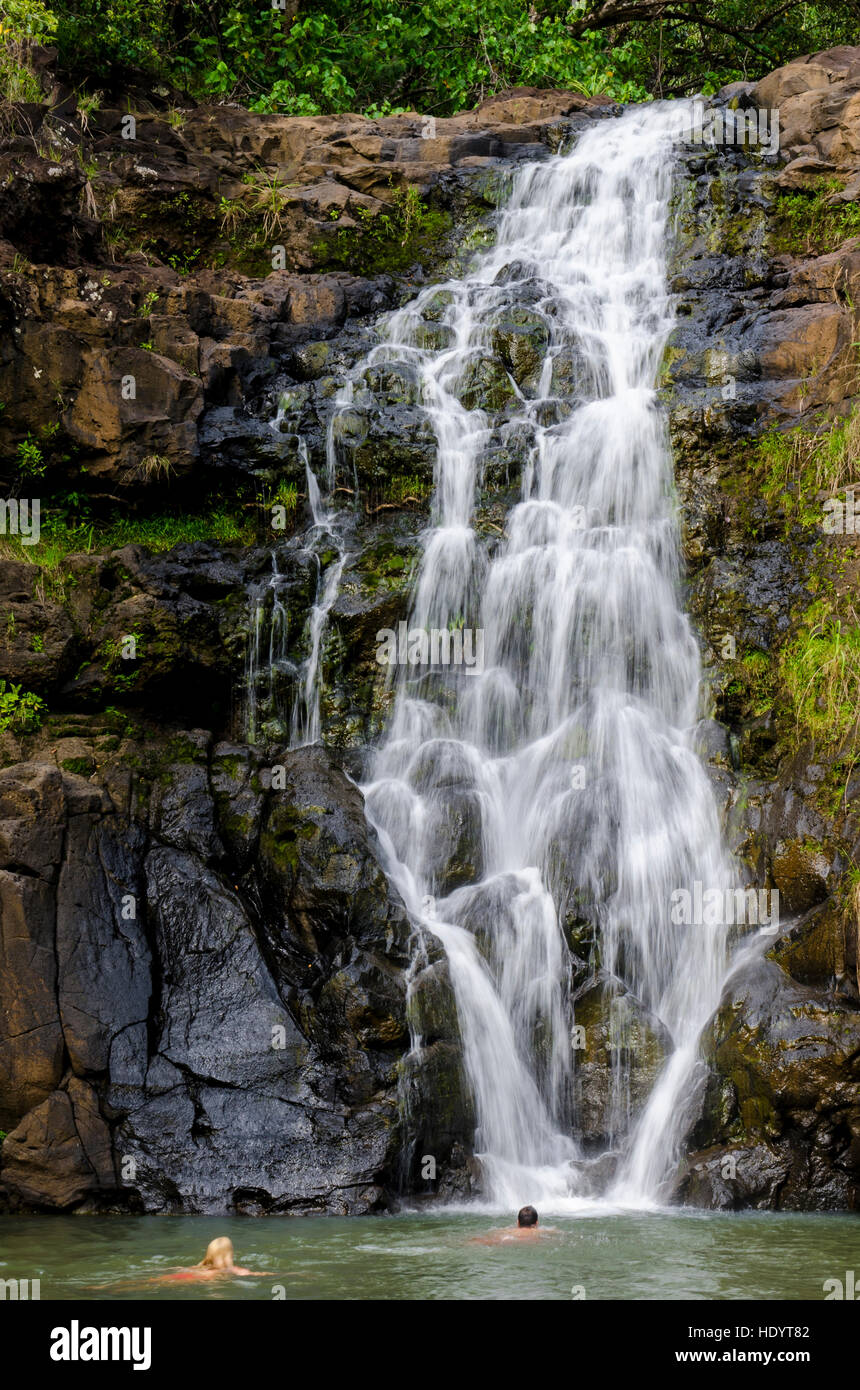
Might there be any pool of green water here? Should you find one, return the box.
[2,1208,858,1300]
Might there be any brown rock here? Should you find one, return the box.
[65,345,203,482]
[0,1079,116,1209]
[771,838,833,913]
[0,564,76,694]
[0,870,64,1128]
[0,762,66,879]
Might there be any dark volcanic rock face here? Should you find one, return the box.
[0,743,472,1213]
[680,958,860,1211]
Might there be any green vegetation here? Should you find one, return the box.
[1,1,846,118]
[60,755,94,775]
[0,679,46,733]
[136,290,160,317]
[100,628,143,673]
[726,413,860,782]
[757,411,860,530]
[243,168,292,241]
[379,474,432,507]
[772,186,860,257]
[316,185,450,275]
[0,0,56,102]
[15,436,46,478]
[265,479,299,512]
[0,505,257,570]
[47,0,641,110]
[728,650,774,720]
[779,599,860,754]
[216,169,296,263]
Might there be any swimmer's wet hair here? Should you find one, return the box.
[517,1206,538,1228]
[199,1237,234,1269]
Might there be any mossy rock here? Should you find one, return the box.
[421,289,454,323]
[572,975,670,1145]
[407,958,460,1044]
[490,308,549,392]
[400,1039,475,1152]
[359,362,422,407]
[454,354,517,413]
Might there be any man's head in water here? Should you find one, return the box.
[517,1206,538,1228]
[199,1237,235,1270]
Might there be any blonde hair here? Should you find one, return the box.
[198,1237,235,1270]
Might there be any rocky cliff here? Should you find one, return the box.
[0,51,858,1213]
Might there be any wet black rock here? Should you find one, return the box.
[0,744,466,1213]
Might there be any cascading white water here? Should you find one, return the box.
[290,441,350,748]
[344,102,739,1209]
[246,430,348,747]
[245,552,290,745]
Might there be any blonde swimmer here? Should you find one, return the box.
[153,1237,274,1284]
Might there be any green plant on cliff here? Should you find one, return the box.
[388,474,431,503]
[779,599,860,755]
[15,435,46,478]
[0,501,257,571]
[316,184,450,275]
[757,411,860,530]
[136,290,159,317]
[772,187,860,258]
[0,679,46,733]
[267,479,298,512]
[725,650,775,720]
[218,195,244,239]
[0,0,57,102]
[75,86,101,125]
[244,168,291,241]
[728,412,860,783]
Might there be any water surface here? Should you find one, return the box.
[2,1209,857,1300]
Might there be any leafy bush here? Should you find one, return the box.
[0,679,47,732]
[15,1,860,115]
[51,0,639,110]
[48,0,166,76]
[15,435,46,477]
[0,0,57,102]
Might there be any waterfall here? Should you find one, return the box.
[290,440,350,748]
[290,545,348,747]
[348,102,738,1208]
[245,552,290,745]
[246,433,348,747]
